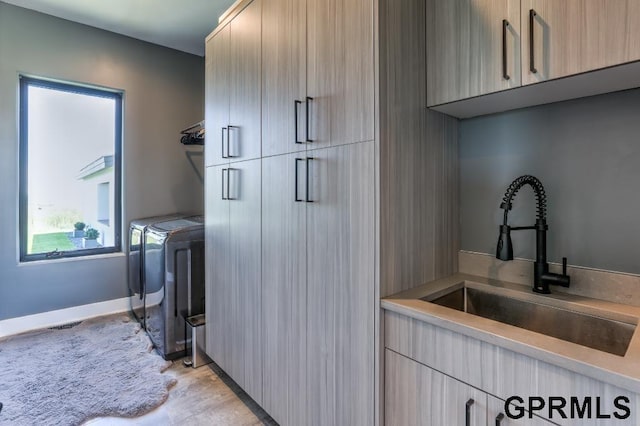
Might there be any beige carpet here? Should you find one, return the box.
[0,314,176,426]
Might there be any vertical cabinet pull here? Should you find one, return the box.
[295,100,303,144]
[221,168,236,201]
[305,97,313,142]
[305,157,314,202]
[222,168,228,200]
[495,413,505,426]
[465,399,475,426]
[529,9,537,73]
[221,127,228,159]
[295,158,304,202]
[502,20,510,80]
[227,168,235,200]
[227,125,238,158]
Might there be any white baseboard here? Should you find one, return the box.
[0,297,132,339]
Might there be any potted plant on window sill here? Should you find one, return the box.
[83,227,100,249]
[73,222,86,238]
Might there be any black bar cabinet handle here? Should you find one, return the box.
[227,125,238,157]
[466,399,475,426]
[495,412,505,426]
[305,157,314,202]
[529,9,537,73]
[306,97,313,142]
[295,100,303,144]
[221,127,228,159]
[502,19,510,80]
[295,158,304,202]
[227,168,234,200]
[221,168,228,200]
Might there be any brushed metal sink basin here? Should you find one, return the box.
[422,286,636,356]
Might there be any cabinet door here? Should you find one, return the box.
[307,0,374,148]
[385,350,487,426]
[262,0,307,157]
[331,0,374,146]
[262,153,307,426]
[307,141,375,426]
[306,0,332,147]
[488,395,556,426]
[229,0,262,162]
[521,0,640,86]
[204,166,231,370]
[426,0,521,106]
[205,26,230,167]
[228,159,263,403]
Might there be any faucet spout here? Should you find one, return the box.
[496,175,570,294]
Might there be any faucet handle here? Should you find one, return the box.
[562,257,568,276]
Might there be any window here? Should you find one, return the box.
[19,76,122,261]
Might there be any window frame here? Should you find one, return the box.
[19,76,123,262]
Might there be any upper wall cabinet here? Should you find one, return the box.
[262,0,375,157]
[205,0,261,167]
[521,0,640,86]
[427,0,640,117]
[262,0,307,157]
[426,0,521,107]
[307,0,375,148]
[205,25,230,167]
[229,0,262,162]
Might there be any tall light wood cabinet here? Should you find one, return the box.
[204,0,263,406]
[426,0,521,106]
[260,0,309,420]
[260,0,375,423]
[521,0,640,86]
[206,0,460,424]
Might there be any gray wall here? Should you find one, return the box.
[460,88,640,274]
[0,3,205,321]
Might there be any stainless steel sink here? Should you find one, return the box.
[422,286,636,356]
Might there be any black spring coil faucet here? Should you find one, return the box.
[496,175,570,294]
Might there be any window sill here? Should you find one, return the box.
[17,251,125,267]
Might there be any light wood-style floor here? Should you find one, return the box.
[85,359,277,426]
